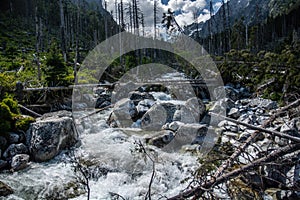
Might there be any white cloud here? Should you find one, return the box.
[104,0,209,32]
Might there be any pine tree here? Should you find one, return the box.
[44,41,69,87]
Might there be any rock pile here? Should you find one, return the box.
[107,88,212,151]
[0,110,78,173]
[212,86,300,198]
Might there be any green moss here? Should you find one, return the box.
[0,103,13,134]
[15,116,35,131]
[0,102,12,120]
[2,97,20,115]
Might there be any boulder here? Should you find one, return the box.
[107,98,137,128]
[214,86,240,101]
[11,154,30,171]
[228,108,241,119]
[3,143,28,160]
[172,104,197,123]
[95,94,111,108]
[0,136,7,150]
[7,132,20,144]
[162,121,185,132]
[210,98,235,114]
[26,110,78,162]
[141,103,177,131]
[249,98,277,110]
[136,99,155,116]
[164,123,208,152]
[129,91,155,104]
[0,160,8,170]
[0,181,13,197]
[185,97,206,122]
[82,94,96,107]
[146,130,175,148]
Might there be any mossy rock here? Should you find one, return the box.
[0,103,12,121]
[15,116,35,132]
[2,97,20,115]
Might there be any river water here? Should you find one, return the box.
[0,99,203,200]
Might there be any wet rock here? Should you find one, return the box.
[210,98,235,113]
[184,97,206,122]
[82,94,96,106]
[108,98,137,128]
[162,121,185,132]
[0,160,8,170]
[214,86,240,101]
[228,108,241,119]
[7,132,20,144]
[95,94,111,108]
[141,103,177,131]
[146,130,175,148]
[27,110,78,162]
[73,102,88,110]
[3,143,28,160]
[129,91,155,104]
[172,104,200,123]
[239,87,251,98]
[11,154,30,171]
[94,87,105,96]
[249,98,277,110]
[136,99,155,115]
[164,123,208,152]
[0,181,13,197]
[0,136,7,149]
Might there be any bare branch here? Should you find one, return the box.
[168,143,300,199]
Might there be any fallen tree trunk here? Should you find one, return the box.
[168,143,300,199]
[18,104,42,117]
[213,99,300,178]
[209,112,300,143]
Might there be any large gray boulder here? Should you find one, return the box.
[26,110,78,162]
[141,103,177,131]
[163,123,208,152]
[107,98,138,128]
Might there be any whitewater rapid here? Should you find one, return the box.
[0,107,201,200]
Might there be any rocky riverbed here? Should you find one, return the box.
[0,83,299,199]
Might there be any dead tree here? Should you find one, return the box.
[168,99,300,199]
[153,0,158,39]
[59,0,67,62]
[34,1,41,81]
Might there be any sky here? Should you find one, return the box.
[104,0,224,31]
